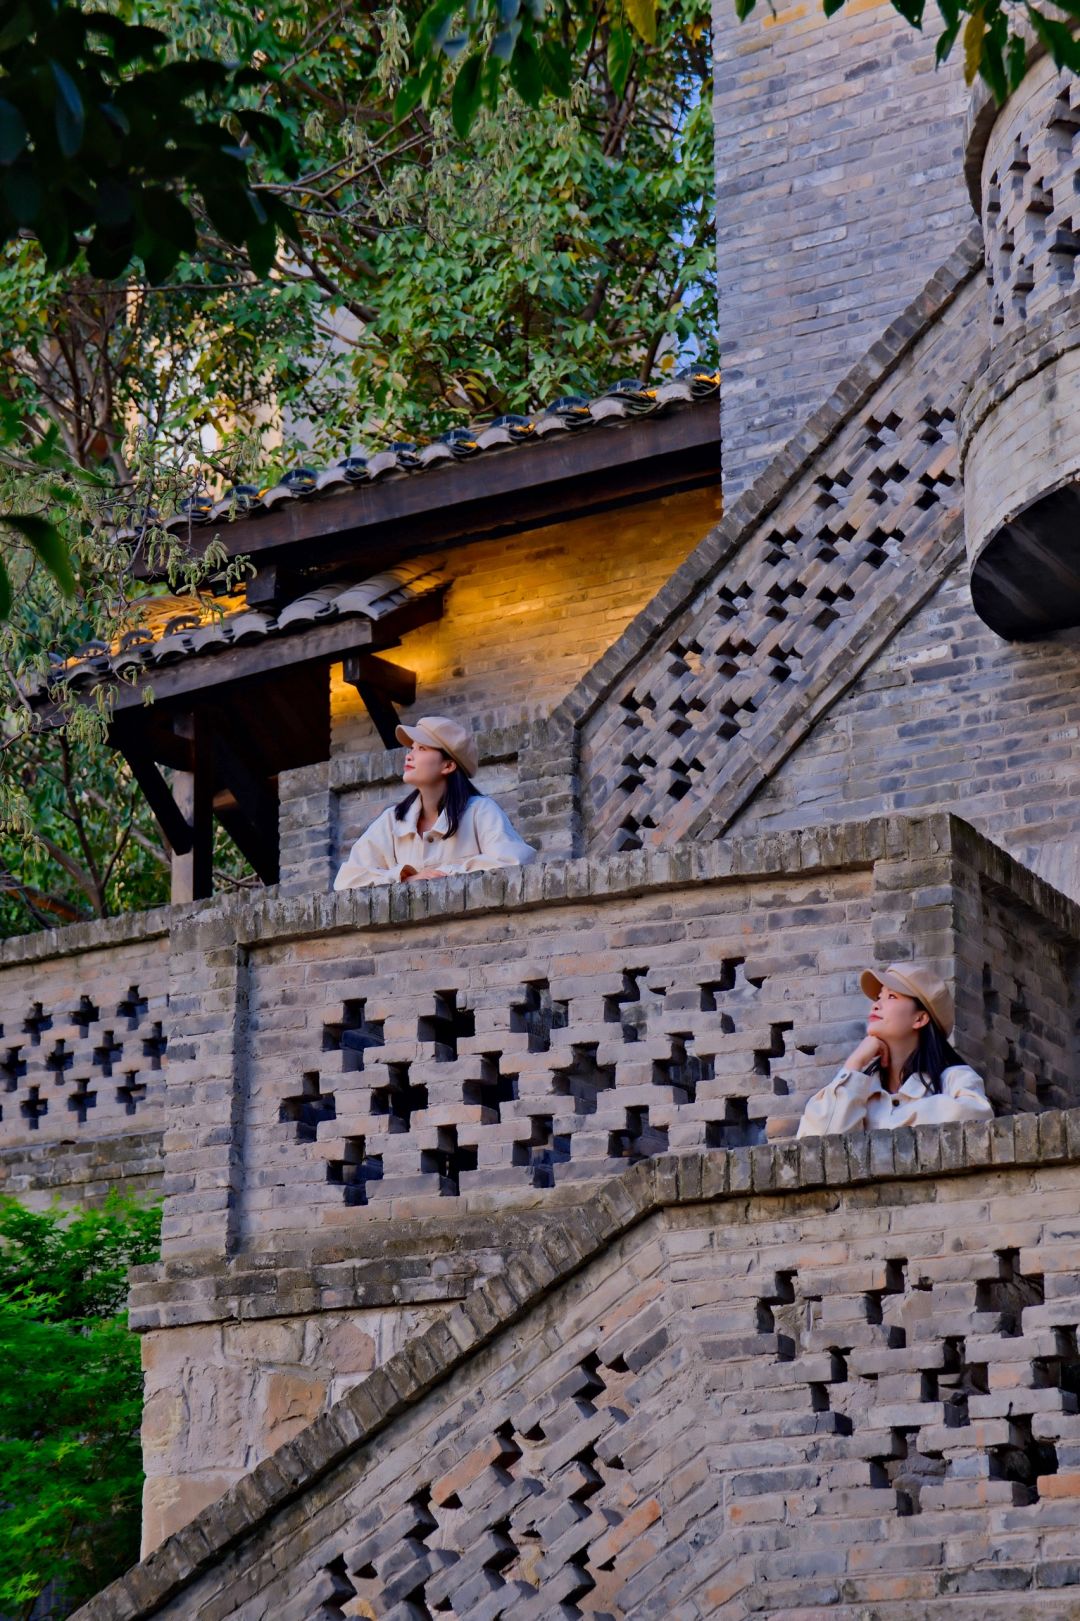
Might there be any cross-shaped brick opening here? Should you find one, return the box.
[618,688,656,732]
[763,525,802,567]
[512,1114,571,1188]
[0,1046,26,1091]
[608,1105,667,1164]
[668,638,704,679]
[714,580,752,621]
[420,1126,478,1196]
[69,994,99,1036]
[667,754,705,802]
[764,577,807,624]
[92,1030,124,1076]
[324,1000,385,1072]
[652,1033,712,1105]
[510,980,567,1054]
[768,641,804,683]
[604,969,647,1043]
[871,1428,946,1516]
[280,1071,337,1144]
[23,1003,53,1045]
[310,1554,357,1617]
[713,631,757,679]
[812,580,855,631]
[19,1086,47,1129]
[552,1044,616,1116]
[754,1021,794,1087]
[815,520,857,563]
[116,986,148,1028]
[462,1053,517,1121]
[976,1248,1045,1337]
[706,1096,767,1148]
[864,410,903,453]
[417,991,474,1062]
[141,1022,167,1070]
[326,1135,383,1206]
[617,749,655,795]
[116,1074,148,1116]
[370,1063,428,1132]
[67,1077,97,1124]
[45,1040,74,1080]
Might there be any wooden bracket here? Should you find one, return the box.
[342,651,418,749]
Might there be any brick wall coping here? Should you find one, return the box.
[177,810,1080,957]
[5,809,1075,980]
[548,229,984,737]
[958,291,1080,460]
[77,1105,1080,1621]
[0,899,175,969]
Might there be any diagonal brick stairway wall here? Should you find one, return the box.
[75,1115,1080,1621]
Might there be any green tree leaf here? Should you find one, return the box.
[0,513,75,596]
[50,60,86,158]
[625,0,657,46]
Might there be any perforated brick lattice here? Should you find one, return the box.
[0,984,167,1145]
[247,875,865,1230]
[578,276,980,856]
[273,957,825,1212]
[982,71,1080,332]
[125,1161,1080,1621]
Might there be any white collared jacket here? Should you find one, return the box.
[333,794,537,889]
[796,1062,993,1137]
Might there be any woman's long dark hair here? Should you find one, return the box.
[395,751,479,839]
[899,1003,967,1094]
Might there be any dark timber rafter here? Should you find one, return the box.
[106,591,445,902]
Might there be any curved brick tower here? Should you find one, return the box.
[962,46,1080,636]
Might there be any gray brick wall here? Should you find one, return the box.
[713,0,974,495]
[732,562,1080,902]
[76,1127,1080,1620]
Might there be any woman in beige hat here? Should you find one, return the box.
[334,715,537,889]
[797,963,992,1137]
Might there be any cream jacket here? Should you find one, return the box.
[797,1063,993,1137]
[334,794,537,889]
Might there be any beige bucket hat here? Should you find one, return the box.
[395,715,479,778]
[859,963,954,1037]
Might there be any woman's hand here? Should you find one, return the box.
[843,1034,890,1074]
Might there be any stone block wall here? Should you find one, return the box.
[77,1122,1080,1620]
[0,910,171,1205]
[712,0,973,495]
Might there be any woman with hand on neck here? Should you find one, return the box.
[334,714,537,890]
[797,964,993,1137]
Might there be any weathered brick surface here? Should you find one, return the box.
[168,813,1058,1265]
[329,487,719,756]
[0,916,169,1162]
[73,1138,1080,1619]
[960,55,1080,585]
[110,812,1077,1536]
[730,562,1080,902]
[712,0,972,495]
[0,1130,162,1208]
[574,244,984,857]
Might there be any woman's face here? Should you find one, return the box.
[868,985,929,1047]
[403,743,455,789]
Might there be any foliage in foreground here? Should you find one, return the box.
[0,1194,163,1619]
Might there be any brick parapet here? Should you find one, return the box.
[75,1122,1080,1621]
